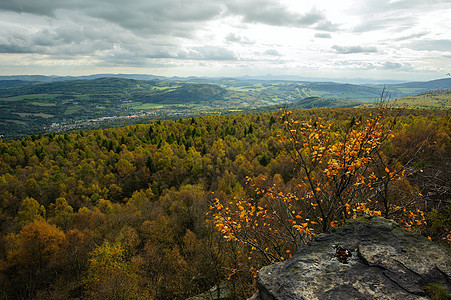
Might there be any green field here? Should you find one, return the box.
[132,103,165,109]
[15,112,54,118]
[29,101,57,107]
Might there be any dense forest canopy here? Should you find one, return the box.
[0,106,449,299]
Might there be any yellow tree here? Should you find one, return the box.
[277,100,425,232]
[48,197,74,230]
[84,241,146,299]
[210,99,426,266]
[4,220,66,298]
[210,178,314,265]
[281,109,390,231]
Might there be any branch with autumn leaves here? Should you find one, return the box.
[209,102,429,267]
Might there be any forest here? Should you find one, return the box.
[0,103,450,299]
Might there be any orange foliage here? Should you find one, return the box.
[210,104,428,268]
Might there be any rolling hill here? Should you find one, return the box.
[0,76,450,139]
[389,89,451,109]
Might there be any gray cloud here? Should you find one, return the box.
[0,0,333,38]
[0,0,224,38]
[332,45,378,54]
[225,1,327,27]
[351,0,450,34]
[0,32,31,53]
[334,60,413,71]
[0,17,184,62]
[381,61,409,70]
[0,0,334,64]
[87,0,223,37]
[264,49,282,56]
[394,32,428,41]
[315,33,332,39]
[353,0,450,14]
[180,46,237,60]
[315,21,340,32]
[226,33,254,44]
[0,22,119,55]
[0,0,59,16]
[353,16,418,33]
[408,40,451,52]
[0,44,32,53]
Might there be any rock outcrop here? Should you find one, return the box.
[250,216,450,300]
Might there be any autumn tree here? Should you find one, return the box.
[3,220,66,298]
[84,241,146,299]
[48,197,74,230]
[210,99,427,266]
[16,197,46,225]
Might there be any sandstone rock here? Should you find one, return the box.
[251,216,450,300]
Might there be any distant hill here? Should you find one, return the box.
[389,78,451,90]
[0,74,165,82]
[0,77,155,96]
[0,80,36,88]
[1,76,450,139]
[389,89,451,109]
[1,74,449,95]
[293,97,364,109]
[142,84,229,104]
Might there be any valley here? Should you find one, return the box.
[1,75,450,139]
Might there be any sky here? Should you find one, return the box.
[0,0,450,82]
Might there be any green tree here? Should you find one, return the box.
[49,197,74,229]
[84,241,145,299]
[16,197,46,225]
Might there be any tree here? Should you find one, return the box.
[16,197,46,225]
[84,241,145,299]
[210,102,426,266]
[4,220,66,298]
[48,197,74,229]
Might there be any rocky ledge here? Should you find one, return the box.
[250,216,450,300]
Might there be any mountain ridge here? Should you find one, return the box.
[0,74,447,85]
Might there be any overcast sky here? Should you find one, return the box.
[1,0,450,81]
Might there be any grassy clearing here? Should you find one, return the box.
[29,102,57,107]
[6,120,28,125]
[151,86,176,91]
[15,113,54,118]
[2,94,63,102]
[65,106,82,114]
[133,103,166,109]
[397,88,422,94]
